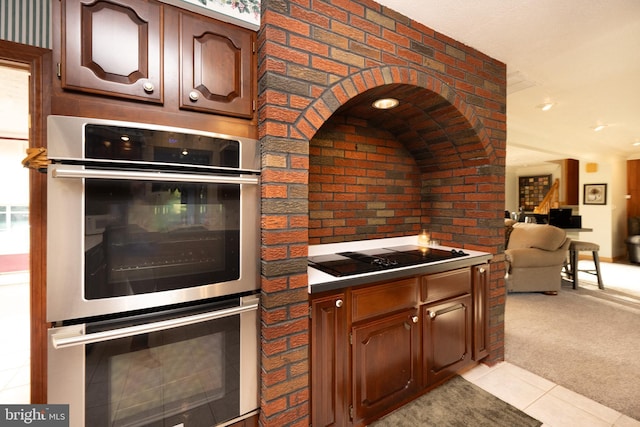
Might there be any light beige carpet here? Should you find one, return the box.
[505,270,640,421]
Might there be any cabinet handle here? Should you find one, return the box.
[142,81,154,93]
[429,303,465,320]
[335,299,343,308]
[479,267,486,274]
[189,91,200,102]
[411,315,419,324]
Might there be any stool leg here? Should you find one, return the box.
[571,249,578,289]
[593,251,604,289]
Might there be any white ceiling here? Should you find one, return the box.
[375,0,640,167]
[3,2,640,168]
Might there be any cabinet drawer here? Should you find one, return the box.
[352,278,418,323]
[421,268,470,303]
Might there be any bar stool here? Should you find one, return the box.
[568,240,604,289]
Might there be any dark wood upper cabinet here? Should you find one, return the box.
[61,0,163,103]
[179,13,254,118]
[57,0,256,122]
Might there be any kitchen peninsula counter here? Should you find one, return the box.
[308,235,493,294]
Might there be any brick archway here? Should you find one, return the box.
[295,65,496,172]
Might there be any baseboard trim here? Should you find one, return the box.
[577,254,624,263]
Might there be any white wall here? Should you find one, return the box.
[578,156,627,259]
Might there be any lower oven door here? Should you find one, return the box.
[48,294,259,427]
[47,164,260,322]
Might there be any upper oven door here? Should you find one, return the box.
[46,164,259,323]
[46,116,260,323]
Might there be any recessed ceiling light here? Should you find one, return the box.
[633,141,640,147]
[537,102,554,111]
[372,98,399,109]
[593,124,607,132]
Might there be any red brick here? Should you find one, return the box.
[261,396,288,418]
[262,185,288,199]
[262,170,308,184]
[262,307,288,325]
[263,230,308,245]
[261,277,289,293]
[262,337,288,357]
[265,11,311,36]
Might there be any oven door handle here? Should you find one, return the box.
[50,300,259,349]
[51,167,260,185]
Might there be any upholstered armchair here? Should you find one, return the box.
[505,223,571,294]
[626,216,640,264]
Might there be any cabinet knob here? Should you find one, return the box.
[335,299,343,308]
[411,315,419,324]
[479,267,486,274]
[189,91,200,102]
[428,310,436,319]
[142,82,154,93]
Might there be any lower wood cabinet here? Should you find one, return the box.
[310,263,489,427]
[422,294,472,386]
[351,308,420,425]
[310,292,348,427]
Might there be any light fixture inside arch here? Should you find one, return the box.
[372,98,399,109]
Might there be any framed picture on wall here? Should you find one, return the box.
[518,174,552,211]
[584,183,607,205]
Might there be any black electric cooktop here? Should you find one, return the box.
[308,245,468,277]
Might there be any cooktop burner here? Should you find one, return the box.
[308,245,468,277]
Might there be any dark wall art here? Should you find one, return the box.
[584,183,607,205]
[518,174,551,211]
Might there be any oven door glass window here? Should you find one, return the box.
[85,308,241,426]
[85,178,240,299]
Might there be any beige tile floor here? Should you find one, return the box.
[1,263,639,425]
[463,362,640,427]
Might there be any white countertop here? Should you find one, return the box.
[308,235,492,293]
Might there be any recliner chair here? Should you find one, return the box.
[505,223,571,294]
[625,216,640,264]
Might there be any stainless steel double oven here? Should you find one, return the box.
[46,115,260,427]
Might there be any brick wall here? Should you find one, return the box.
[309,114,423,244]
[258,1,507,425]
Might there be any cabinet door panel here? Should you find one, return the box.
[473,264,490,361]
[423,294,472,385]
[62,0,163,102]
[352,309,419,424]
[180,13,254,118]
[311,294,347,427]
